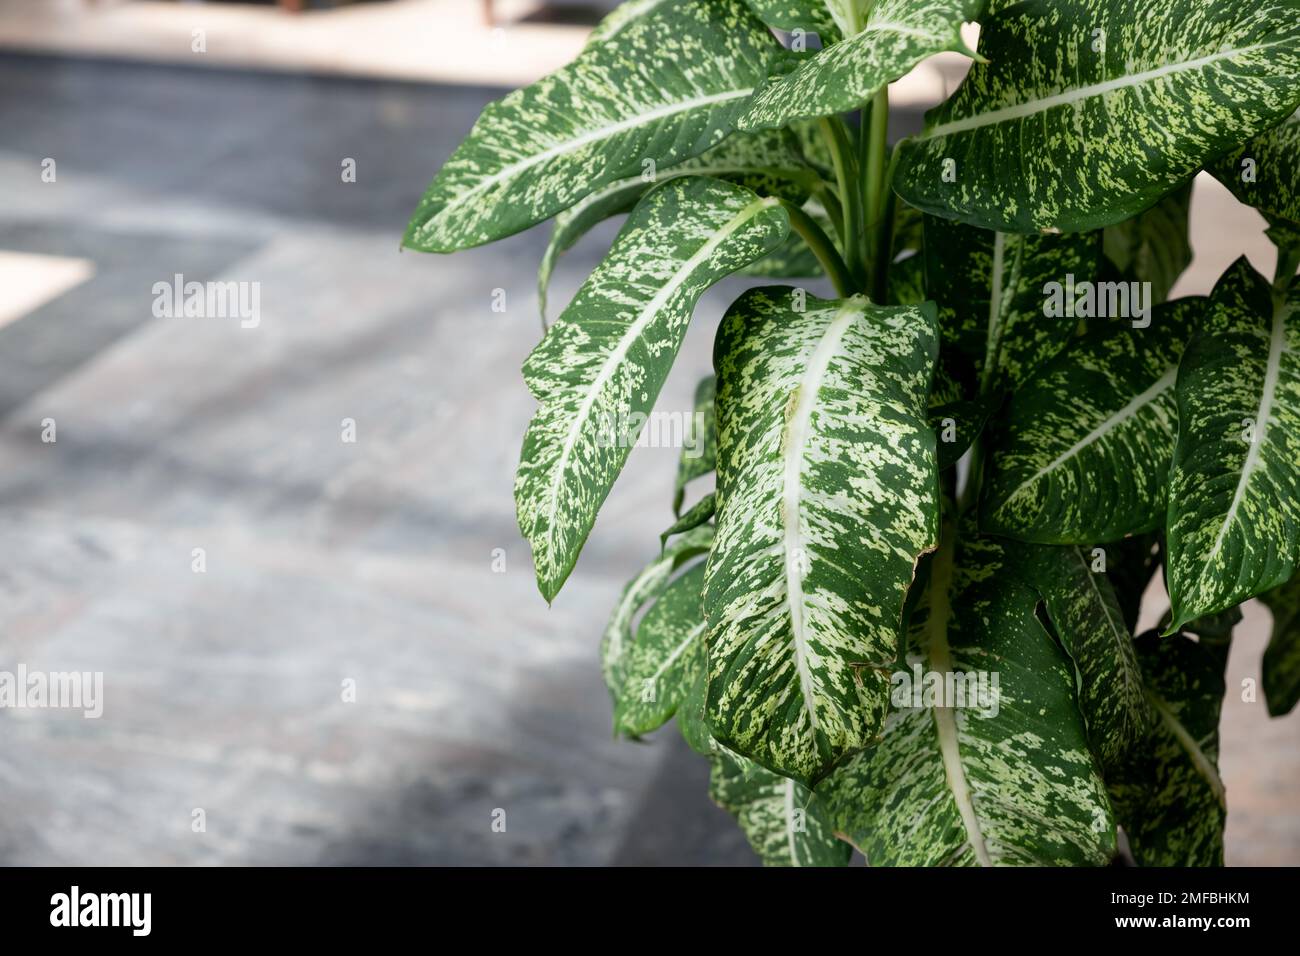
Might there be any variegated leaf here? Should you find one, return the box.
[614,562,709,737]
[517,178,788,602]
[738,198,834,279]
[709,746,851,866]
[737,0,982,130]
[537,130,817,323]
[823,532,1116,866]
[1015,545,1154,772]
[704,288,941,786]
[742,0,840,38]
[601,526,714,694]
[403,0,777,251]
[929,394,996,472]
[922,216,1102,393]
[673,374,717,516]
[1108,632,1228,867]
[660,492,716,548]
[886,252,926,307]
[1105,533,1161,634]
[895,0,1300,233]
[1211,109,1300,226]
[587,0,676,45]
[1102,181,1194,305]
[981,299,1203,544]
[1261,573,1300,716]
[1166,259,1300,630]
[677,669,713,754]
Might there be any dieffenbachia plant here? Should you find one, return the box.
[406,0,1300,865]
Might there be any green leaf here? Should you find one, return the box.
[886,252,926,307]
[601,526,713,695]
[738,198,835,279]
[1015,545,1155,772]
[403,0,777,251]
[673,374,717,516]
[517,178,788,602]
[922,216,1102,393]
[1102,181,1195,305]
[677,669,713,754]
[537,130,817,324]
[1210,109,1300,226]
[742,1,840,38]
[613,563,709,737]
[929,394,996,472]
[737,0,983,131]
[981,299,1203,544]
[895,0,1300,233]
[704,288,941,786]
[708,747,851,866]
[1105,533,1161,635]
[587,0,676,45]
[1166,259,1300,630]
[823,532,1116,866]
[1108,632,1228,867]
[1261,573,1300,716]
[660,492,716,548]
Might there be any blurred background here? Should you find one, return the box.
[0,0,1295,866]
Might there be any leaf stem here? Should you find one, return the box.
[818,117,865,291]
[781,199,855,297]
[862,87,890,297]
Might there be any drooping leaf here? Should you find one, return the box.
[1158,604,1243,644]
[1108,632,1228,867]
[677,669,713,754]
[895,0,1300,233]
[1165,259,1300,630]
[704,288,941,786]
[660,492,716,548]
[601,526,714,693]
[708,747,851,866]
[517,178,788,602]
[403,0,778,251]
[1261,573,1300,716]
[981,299,1203,544]
[922,216,1103,392]
[1014,545,1155,772]
[613,563,709,737]
[1104,533,1161,635]
[1102,181,1195,305]
[1210,109,1300,226]
[537,129,817,323]
[929,394,997,472]
[673,374,717,516]
[737,0,983,130]
[823,532,1116,866]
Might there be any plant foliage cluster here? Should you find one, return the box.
[406,0,1300,865]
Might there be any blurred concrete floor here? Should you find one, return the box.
[0,52,1295,865]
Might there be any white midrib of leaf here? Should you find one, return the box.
[917,41,1285,140]
[780,302,860,733]
[649,620,707,683]
[1151,693,1226,809]
[925,530,993,866]
[541,197,780,563]
[431,89,756,225]
[1000,366,1178,509]
[1199,304,1291,578]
